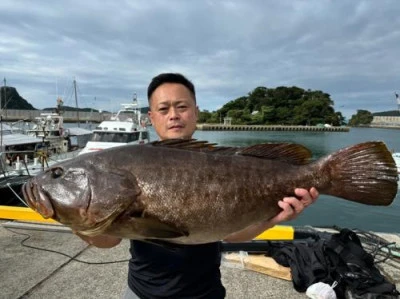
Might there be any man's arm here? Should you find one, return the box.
[223,188,319,243]
[74,232,122,248]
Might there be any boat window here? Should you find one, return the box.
[141,132,148,140]
[90,131,140,143]
[130,132,140,142]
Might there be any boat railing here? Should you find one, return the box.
[46,150,81,163]
[0,152,8,177]
[0,150,49,177]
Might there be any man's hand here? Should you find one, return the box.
[269,187,319,225]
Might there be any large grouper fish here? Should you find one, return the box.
[22,139,398,244]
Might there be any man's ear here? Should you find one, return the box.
[195,106,199,119]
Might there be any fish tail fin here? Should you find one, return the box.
[319,141,398,206]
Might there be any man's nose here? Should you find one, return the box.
[169,107,180,119]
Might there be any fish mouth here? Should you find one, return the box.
[22,180,55,219]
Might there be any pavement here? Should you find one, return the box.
[1,221,399,299]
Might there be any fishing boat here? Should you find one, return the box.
[25,98,92,153]
[79,95,150,155]
[0,98,92,206]
[0,122,46,205]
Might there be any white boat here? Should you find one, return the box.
[79,97,150,155]
[392,152,400,174]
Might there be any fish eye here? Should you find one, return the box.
[51,167,64,179]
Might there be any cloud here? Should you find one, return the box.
[1,0,399,118]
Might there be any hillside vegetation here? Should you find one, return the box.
[199,86,345,126]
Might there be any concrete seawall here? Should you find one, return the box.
[0,109,112,123]
[2,110,350,131]
[197,124,350,132]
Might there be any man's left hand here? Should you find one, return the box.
[270,187,319,225]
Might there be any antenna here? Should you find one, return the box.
[73,78,80,127]
[1,77,4,115]
[133,92,137,104]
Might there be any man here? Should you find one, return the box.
[77,73,318,298]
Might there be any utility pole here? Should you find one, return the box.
[73,79,80,127]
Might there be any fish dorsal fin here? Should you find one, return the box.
[237,143,312,165]
[152,139,240,154]
[152,139,312,165]
[152,139,219,151]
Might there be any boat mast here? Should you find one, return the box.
[1,78,5,149]
[73,79,80,127]
[1,78,4,115]
[133,92,141,125]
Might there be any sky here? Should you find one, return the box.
[1,1,399,119]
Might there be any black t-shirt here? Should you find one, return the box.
[127,240,226,299]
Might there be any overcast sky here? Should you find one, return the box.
[1,1,399,119]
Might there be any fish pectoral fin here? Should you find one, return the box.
[132,217,188,239]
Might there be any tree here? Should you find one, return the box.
[218,96,247,118]
[348,110,373,126]
[246,86,268,111]
[198,110,212,123]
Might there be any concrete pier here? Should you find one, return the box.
[197,124,350,132]
[1,221,398,299]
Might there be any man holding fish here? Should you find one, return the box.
[76,73,319,298]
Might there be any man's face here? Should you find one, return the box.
[148,83,198,140]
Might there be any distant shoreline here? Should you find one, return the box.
[196,124,350,132]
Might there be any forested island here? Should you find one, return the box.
[199,86,345,126]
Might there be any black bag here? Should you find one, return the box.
[268,228,399,299]
[324,229,399,298]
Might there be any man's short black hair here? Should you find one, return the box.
[147,73,196,104]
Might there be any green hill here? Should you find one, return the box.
[1,86,150,114]
[0,86,36,110]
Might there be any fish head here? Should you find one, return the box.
[22,160,140,234]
